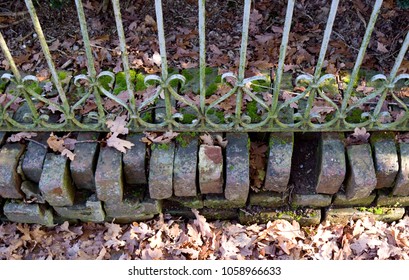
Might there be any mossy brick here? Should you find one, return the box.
[291,194,332,208]
[370,132,398,189]
[71,132,99,191]
[264,133,293,192]
[123,133,147,186]
[239,208,321,226]
[377,191,409,207]
[95,146,123,203]
[22,133,48,183]
[3,201,54,227]
[149,143,175,199]
[21,180,45,203]
[204,194,246,209]
[201,208,238,221]
[0,143,25,199]
[225,133,250,204]
[325,207,405,224]
[104,197,161,223]
[174,137,198,197]
[345,144,377,200]
[333,191,376,207]
[39,154,75,206]
[164,209,196,219]
[168,196,204,209]
[199,145,223,194]
[316,133,346,194]
[249,191,288,208]
[392,143,409,196]
[53,194,105,223]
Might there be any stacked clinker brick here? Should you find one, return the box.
[0,130,408,227]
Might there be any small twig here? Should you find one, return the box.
[25,138,48,149]
[0,18,26,28]
[0,11,29,17]
[90,44,116,52]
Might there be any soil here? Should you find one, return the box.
[0,0,408,76]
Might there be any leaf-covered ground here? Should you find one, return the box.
[1,210,409,260]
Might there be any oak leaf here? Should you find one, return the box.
[106,133,134,153]
[7,132,37,143]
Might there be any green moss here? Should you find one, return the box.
[345,108,364,123]
[181,67,220,97]
[246,100,261,123]
[207,109,225,124]
[57,71,67,81]
[175,132,197,148]
[153,143,169,151]
[250,75,271,93]
[141,112,152,122]
[113,70,137,95]
[358,206,385,215]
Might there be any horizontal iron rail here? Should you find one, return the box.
[0,0,408,133]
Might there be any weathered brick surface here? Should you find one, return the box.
[4,201,54,226]
[22,133,48,183]
[39,154,75,206]
[377,191,409,207]
[168,196,204,209]
[71,132,99,191]
[204,194,246,208]
[370,132,398,189]
[225,133,250,204]
[0,143,25,199]
[345,144,377,200]
[333,191,376,207]
[95,146,123,203]
[291,194,332,208]
[393,143,409,196]
[201,208,238,220]
[315,133,346,194]
[326,207,405,224]
[53,194,105,222]
[264,133,293,192]
[21,181,45,203]
[149,143,175,199]
[173,137,198,197]
[123,133,147,186]
[199,145,223,194]
[105,197,161,223]
[249,191,288,208]
[239,209,321,226]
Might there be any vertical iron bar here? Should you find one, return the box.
[389,31,409,81]
[313,0,339,79]
[112,0,136,116]
[0,32,21,81]
[238,0,251,82]
[341,0,383,112]
[272,0,295,114]
[155,0,168,80]
[24,0,70,115]
[74,0,97,78]
[199,0,206,117]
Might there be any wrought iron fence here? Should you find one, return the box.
[0,0,408,132]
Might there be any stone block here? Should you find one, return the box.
[315,133,346,194]
[201,208,238,221]
[393,143,409,196]
[168,196,204,209]
[71,132,99,191]
[377,191,409,207]
[0,143,25,199]
[345,144,377,200]
[204,194,246,209]
[123,133,147,186]
[21,181,45,203]
[105,197,161,223]
[174,136,198,197]
[326,207,405,225]
[225,133,250,204]
[264,133,293,192]
[198,145,223,194]
[370,132,398,189]
[22,133,48,183]
[53,194,105,223]
[3,201,54,226]
[248,191,288,208]
[95,146,123,203]
[239,208,321,226]
[291,193,332,208]
[39,154,75,206]
[149,143,175,199]
[333,191,376,207]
